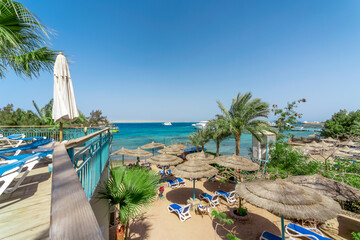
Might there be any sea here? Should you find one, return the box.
[110,122,321,162]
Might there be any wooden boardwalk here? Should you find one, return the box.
[0,160,52,240]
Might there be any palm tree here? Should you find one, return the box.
[205,117,231,156]
[188,129,210,152]
[217,92,271,156]
[0,0,56,79]
[99,166,160,240]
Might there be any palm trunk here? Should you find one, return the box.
[202,144,205,151]
[116,223,125,240]
[216,141,220,157]
[124,221,130,240]
[235,133,241,156]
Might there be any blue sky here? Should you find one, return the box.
[1,0,360,122]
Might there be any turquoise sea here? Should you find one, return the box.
[110,122,319,162]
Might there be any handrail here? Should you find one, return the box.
[65,128,109,149]
[50,143,103,240]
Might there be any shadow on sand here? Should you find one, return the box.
[212,209,281,239]
[165,187,205,205]
[203,180,235,193]
[129,215,152,240]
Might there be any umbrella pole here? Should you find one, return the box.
[59,122,63,142]
[193,179,195,200]
[153,148,155,156]
[281,216,285,240]
[163,166,165,183]
[137,157,140,165]
[122,155,124,166]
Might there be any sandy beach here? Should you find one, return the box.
[109,162,342,240]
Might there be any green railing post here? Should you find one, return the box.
[281,216,285,240]
[193,179,195,200]
[67,148,75,165]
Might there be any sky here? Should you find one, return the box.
[1,0,360,122]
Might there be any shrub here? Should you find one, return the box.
[322,109,360,139]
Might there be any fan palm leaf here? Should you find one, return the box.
[0,0,56,79]
[217,92,272,155]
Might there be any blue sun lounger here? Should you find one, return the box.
[6,136,46,148]
[167,179,178,189]
[260,231,284,240]
[175,177,185,187]
[0,139,53,156]
[285,223,333,240]
[167,203,191,222]
[199,193,220,208]
[0,152,51,196]
[215,190,236,204]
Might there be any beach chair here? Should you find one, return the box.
[175,177,185,187]
[9,136,46,148]
[0,152,51,196]
[259,231,284,240]
[285,223,333,240]
[198,204,210,214]
[0,134,25,147]
[0,139,53,156]
[215,190,237,204]
[159,170,165,175]
[199,193,220,208]
[167,203,191,222]
[167,179,178,189]
[165,169,172,175]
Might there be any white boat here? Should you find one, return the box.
[163,122,172,126]
[192,121,208,130]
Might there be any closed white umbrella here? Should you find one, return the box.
[52,52,79,141]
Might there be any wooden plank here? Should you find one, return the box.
[50,143,103,240]
[0,161,52,240]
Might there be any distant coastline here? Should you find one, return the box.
[110,120,197,123]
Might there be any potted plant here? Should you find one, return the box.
[230,198,249,221]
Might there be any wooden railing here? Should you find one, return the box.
[50,128,112,239]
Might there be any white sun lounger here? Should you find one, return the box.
[199,193,220,208]
[168,203,191,222]
[215,190,237,204]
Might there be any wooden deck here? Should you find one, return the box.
[0,159,52,240]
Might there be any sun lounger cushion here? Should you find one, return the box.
[286,223,333,240]
[0,161,24,177]
[168,203,191,222]
[167,179,178,188]
[200,193,213,201]
[260,231,282,240]
[0,139,53,154]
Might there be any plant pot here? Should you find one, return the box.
[229,208,249,221]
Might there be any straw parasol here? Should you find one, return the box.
[126,147,153,164]
[322,137,337,143]
[186,150,215,163]
[236,179,341,240]
[215,153,259,172]
[52,52,79,142]
[339,140,359,147]
[172,159,218,200]
[111,147,131,165]
[285,174,360,202]
[158,147,184,155]
[141,141,165,155]
[148,154,183,182]
[309,141,323,149]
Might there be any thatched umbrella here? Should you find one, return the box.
[285,174,360,202]
[236,179,341,240]
[215,153,259,184]
[186,150,215,163]
[141,141,165,155]
[172,159,218,200]
[111,147,131,165]
[158,147,184,155]
[148,154,183,182]
[339,140,359,147]
[126,147,153,164]
[309,141,323,149]
[322,137,337,143]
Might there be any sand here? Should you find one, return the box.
[108,164,345,240]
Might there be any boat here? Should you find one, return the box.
[163,122,172,126]
[192,121,208,130]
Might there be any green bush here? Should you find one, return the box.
[267,142,320,177]
[237,206,248,216]
[322,109,360,139]
[352,232,360,240]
